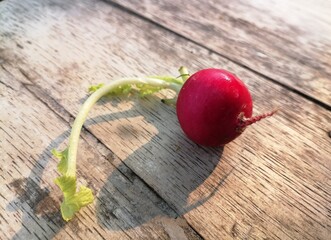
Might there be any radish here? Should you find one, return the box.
[52,67,276,221]
[177,68,276,146]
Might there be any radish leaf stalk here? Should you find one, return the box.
[52,72,185,221]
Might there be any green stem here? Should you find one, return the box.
[178,66,190,81]
[53,69,189,221]
[66,77,182,176]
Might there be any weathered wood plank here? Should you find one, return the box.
[0,68,201,239]
[1,0,331,239]
[109,0,331,108]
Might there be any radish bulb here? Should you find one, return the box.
[177,68,276,146]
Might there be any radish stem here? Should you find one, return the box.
[178,66,190,81]
[52,75,184,221]
[67,77,181,176]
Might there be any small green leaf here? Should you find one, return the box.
[110,84,132,95]
[54,175,76,196]
[53,151,94,221]
[52,148,69,175]
[88,83,105,93]
[88,83,132,97]
[136,84,162,97]
[55,176,94,221]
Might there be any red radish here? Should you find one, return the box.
[176,68,276,146]
[52,66,276,221]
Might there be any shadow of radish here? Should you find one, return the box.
[93,94,227,231]
[8,94,228,238]
[7,131,69,240]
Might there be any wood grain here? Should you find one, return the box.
[109,0,331,109]
[0,65,201,238]
[1,0,331,239]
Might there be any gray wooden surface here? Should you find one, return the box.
[1,0,330,239]
[112,0,331,108]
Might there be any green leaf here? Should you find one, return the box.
[135,84,162,97]
[55,176,94,221]
[52,150,94,221]
[51,148,69,175]
[88,83,105,93]
[88,75,182,99]
[88,83,132,96]
[54,175,76,196]
[110,84,132,95]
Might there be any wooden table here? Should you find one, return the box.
[1,0,330,239]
